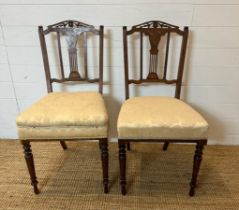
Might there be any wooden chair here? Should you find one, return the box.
[16,20,109,194]
[117,20,208,196]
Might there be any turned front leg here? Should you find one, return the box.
[99,139,109,193]
[118,141,126,195]
[189,141,205,196]
[22,141,39,194]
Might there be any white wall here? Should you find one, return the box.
[0,0,239,144]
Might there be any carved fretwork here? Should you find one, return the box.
[46,20,99,80]
[131,20,179,80]
[147,30,162,55]
[132,20,179,29]
[47,20,92,29]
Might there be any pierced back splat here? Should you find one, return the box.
[38,20,104,93]
[123,20,188,99]
[146,29,162,79]
[135,21,177,81]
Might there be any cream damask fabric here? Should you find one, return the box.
[17,126,107,140]
[117,96,208,140]
[17,92,108,139]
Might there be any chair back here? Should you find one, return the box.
[123,20,188,99]
[38,20,104,93]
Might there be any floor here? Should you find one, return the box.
[0,140,238,210]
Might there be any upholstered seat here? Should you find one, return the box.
[17,91,108,139]
[118,21,208,196]
[17,21,109,195]
[118,96,208,140]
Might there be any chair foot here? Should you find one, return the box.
[121,185,126,195]
[99,139,109,194]
[127,142,131,151]
[119,141,127,195]
[163,142,169,151]
[22,141,39,194]
[189,141,205,196]
[104,184,109,194]
[60,141,67,150]
[189,188,195,197]
[33,185,40,194]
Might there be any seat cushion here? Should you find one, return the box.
[117,96,208,140]
[16,91,108,139]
